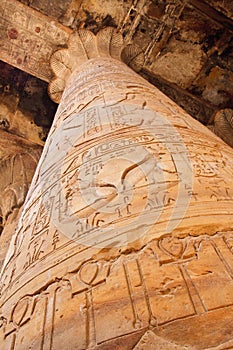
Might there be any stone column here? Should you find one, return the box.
[1,28,233,350]
[0,130,42,269]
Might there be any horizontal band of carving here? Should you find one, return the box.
[1,231,233,349]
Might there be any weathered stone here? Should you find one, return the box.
[151,39,205,89]
[0,102,46,145]
[1,0,233,133]
[211,108,233,147]
[197,0,233,21]
[0,62,57,144]
[0,130,42,268]
[1,28,233,350]
[202,66,233,107]
[29,0,73,22]
[141,68,216,125]
[0,0,233,348]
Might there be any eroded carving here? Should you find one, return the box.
[0,131,42,269]
[1,27,233,350]
[212,108,233,148]
[1,232,233,349]
[0,149,41,224]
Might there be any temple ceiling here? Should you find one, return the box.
[0,0,232,148]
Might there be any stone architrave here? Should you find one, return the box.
[0,27,233,349]
[0,0,71,81]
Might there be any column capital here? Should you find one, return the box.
[48,27,144,103]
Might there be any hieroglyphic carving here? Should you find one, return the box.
[0,0,71,81]
[1,232,233,349]
[1,27,233,350]
[0,131,42,269]
[185,139,233,209]
[1,52,233,297]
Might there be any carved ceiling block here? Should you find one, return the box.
[0,0,71,81]
[0,130,42,270]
